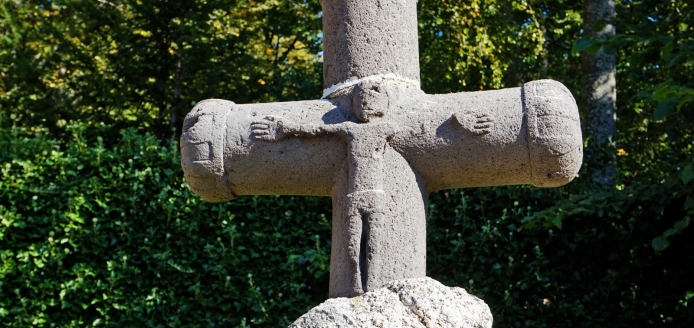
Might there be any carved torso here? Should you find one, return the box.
[339,122,399,193]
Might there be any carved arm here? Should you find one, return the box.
[251,115,353,141]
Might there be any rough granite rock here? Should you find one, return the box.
[288,277,493,328]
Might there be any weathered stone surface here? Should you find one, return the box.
[180,0,583,298]
[322,0,421,89]
[288,277,493,328]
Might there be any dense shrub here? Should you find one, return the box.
[0,125,332,327]
[1,124,692,327]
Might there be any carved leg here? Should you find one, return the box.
[331,160,370,298]
[363,207,384,292]
[346,204,364,297]
[348,190,385,295]
[362,147,428,292]
[329,148,427,298]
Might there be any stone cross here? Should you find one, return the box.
[180,0,582,298]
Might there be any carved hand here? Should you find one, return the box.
[452,112,494,136]
[251,116,296,141]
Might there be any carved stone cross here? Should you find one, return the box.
[180,0,582,298]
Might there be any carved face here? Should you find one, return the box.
[352,82,389,123]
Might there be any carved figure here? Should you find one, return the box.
[251,83,400,295]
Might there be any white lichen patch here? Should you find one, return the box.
[321,73,421,99]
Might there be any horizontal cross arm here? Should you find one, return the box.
[181,80,581,203]
[389,80,582,192]
[181,98,352,202]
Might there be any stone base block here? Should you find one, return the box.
[288,277,492,328]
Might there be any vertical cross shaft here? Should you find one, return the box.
[321,0,428,297]
[322,0,421,88]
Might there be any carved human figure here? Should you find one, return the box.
[251,82,400,295]
[250,82,494,295]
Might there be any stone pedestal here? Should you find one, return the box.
[288,277,493,328]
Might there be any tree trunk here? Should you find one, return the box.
[504,6,522,87]
[582,0,617,186]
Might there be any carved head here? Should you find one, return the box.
[352,81,389,123]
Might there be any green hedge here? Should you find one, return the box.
[1,125,692,327]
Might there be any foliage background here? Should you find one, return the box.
[1,0,693,327]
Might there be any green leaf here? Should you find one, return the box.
[651,80,673,102]
[638,91,652,99]
[654,99,678,121]
[666,53,682,68]
[592,19,607,32]
[657,35,675,45]
[167,260,194,273]
[602,45,616,55]
[676,98,692,111]
[585,43,603,54]
[673,217,690,232]
[652,236,670,251]
[660,41,674,60]
[572,37,593,55]
[552,216,563,229]
[683,165,694,184]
